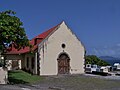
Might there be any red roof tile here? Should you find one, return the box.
[6,23,60,54]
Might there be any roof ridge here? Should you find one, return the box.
[32,22,61,40]
[6,22,61,54]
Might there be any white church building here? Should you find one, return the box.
[6,21,85,75]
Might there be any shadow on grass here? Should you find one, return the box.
[8,70,20,74]
[8,77,28,84]
[8,71,28,84]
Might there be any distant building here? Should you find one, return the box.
[5,21,85,75]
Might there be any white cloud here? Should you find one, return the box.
[117,43,120,47]
[87,43,120,57]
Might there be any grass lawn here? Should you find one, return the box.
[8,70,43,84]
[7,71,120,89]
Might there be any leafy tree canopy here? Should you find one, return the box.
[0,10,29,53]
[85,55,110,66]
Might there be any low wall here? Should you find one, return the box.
[0,67,8,84]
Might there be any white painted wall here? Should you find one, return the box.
[0,67,8,84]
[39,22,85,75]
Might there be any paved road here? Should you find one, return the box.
[0,83,58,90]
[0,85,22,90]
[1,74,120,90]
[0,84,55,90]
[0,85,37,90]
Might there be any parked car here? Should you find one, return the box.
[85,64,100,73]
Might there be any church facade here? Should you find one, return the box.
[6,21,85,75]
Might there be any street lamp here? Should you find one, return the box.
[1,56,4,60]
[0,55,4,66]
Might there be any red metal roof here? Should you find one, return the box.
[6,23,60,54]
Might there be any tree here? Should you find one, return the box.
[85,55,110,66]
[0,10,30,66]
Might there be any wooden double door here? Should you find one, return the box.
[58,53,70,74]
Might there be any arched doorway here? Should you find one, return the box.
[57,53,70,74]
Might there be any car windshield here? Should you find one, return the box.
[91,65,97,68]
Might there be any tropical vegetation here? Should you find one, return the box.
[0,10,30,65]
[85,55,110,66]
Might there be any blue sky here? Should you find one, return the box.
[1,0,120,57]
